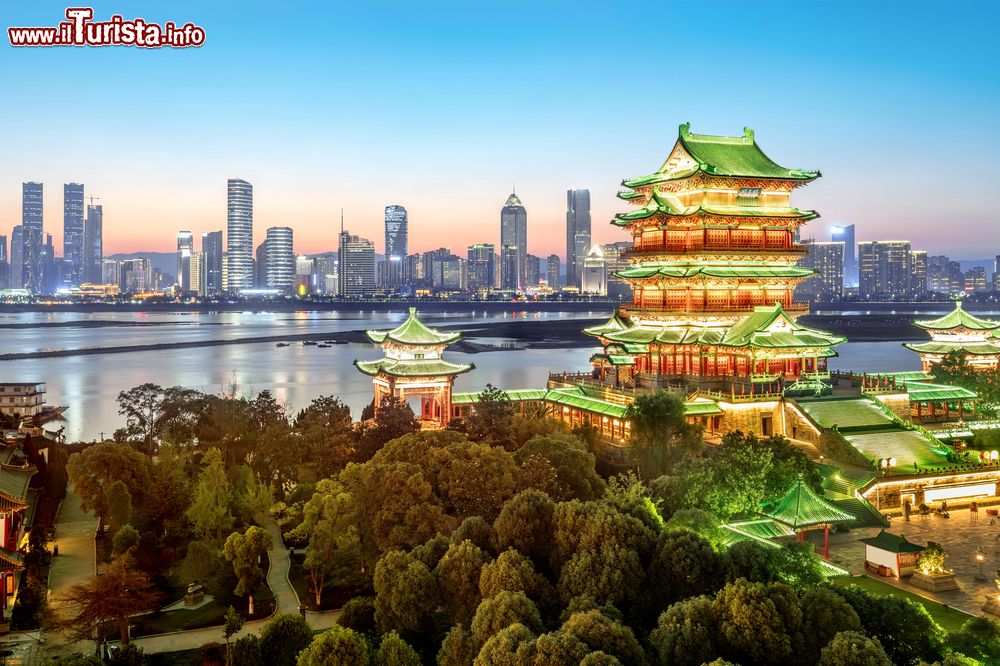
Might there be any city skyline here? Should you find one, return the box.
[2,1,998,258]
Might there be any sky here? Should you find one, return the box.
[1,1,998,259]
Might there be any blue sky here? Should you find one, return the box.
[1,1,998,258]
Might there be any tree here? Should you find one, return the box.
[258,614,314,666]
[474,622,536,666]
[67,442,150,532]
[358,395,419,459]
[296,625,369,666]
[799,586,862,662]
[819,630,891,666]
[234,467,274,526]
[292,479,361,607]
[493,490,555,567]
[479,549,552,607]
[179,540,223,590]
[649,530,724,603]
[624,391,701,478]
[533,630,590,665]
[338,597,376,636]
[373,549,439,634]
[112,525,140,556]
[377,631,421,666]
[231,635,262,666]
[223,525,273,616]
[649,596,717,666]
[453,515,496,554]
[53,551,160,645]
[471,591,543,644]
[436,539,492,626]
[557,547,645,611]
[560,609,646,666]
[426,439,520,522]
[187,449,233,545]
[223,606,245,666]
[438,625,478,666]
[948,616,1000,664]
[711,579,793,665]
[105,480,132,532]
[115,383,167,453]
[515,433,605,501]
[580,653,623,666]
[662,508,727,550]
[464,384,517,450]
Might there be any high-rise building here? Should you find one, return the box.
[384,205,408,289]
[467,244,496,292]
[432,253,465,291]
[795,241,844,300]
[264,226,294,292]
[202,231,223,295]
[189,251,204,296]
[601,241,633,299]
[226,178,254,292]
[10,226,24,291]
[255,242,269,289]
[176,231,194,292]
[500,193,527,291]
[994,255,1000,292]
[566,189,592,288]
[338,231,375,297]
[928,255,963,295]
[830,224,856,287]
[21,182,43,292]
[581,245,607,295]
[858,240,913,299]
[41,234,57,294]
[83,204,103,284]
[910,250,927,296]
[0,235,7,290]
[546,254,560,289]
[526,254,541,287]
[965,267,988,293]
[404,254,425,288]
[119,258,153,294]
[63,183,85,287]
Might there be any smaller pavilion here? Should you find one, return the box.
[354,308,473,428]
[760,474,855,559]
[904,300,1000,371]
[859,530,924,579]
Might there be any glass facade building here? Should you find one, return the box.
[226,178,254,291]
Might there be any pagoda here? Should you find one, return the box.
[904,300,1000,371]
[585,124,844,393]
[354,308,473,428]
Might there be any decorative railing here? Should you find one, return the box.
[624,243,807,258]
[619,302,808,317]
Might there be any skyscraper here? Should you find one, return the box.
[177,231,194,292]
[0,235,7,290]
[62,183,85,287]
[566,189,592,289]
[265,226,295,292]
[255,241,269,289]
[384,205,408,289]
[911,250,928,296]
[830,224,857,287]
[202,231,224,295]
[858,240,912,299]
[226,178,254,292]
[526,254,541,287]
[467,244,497,292]
[83,203,103,284]
[338,230,376,297]
[500,192,527,291]
[795,241,844,300]
[10,226,23,291]
[546,254,560,289]
[21,182,43,292]
[581,245,607,295]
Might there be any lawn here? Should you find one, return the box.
[845,430,950,467]
[799,399,895,430]
[833,575,972,633]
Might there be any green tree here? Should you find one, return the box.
[493,490,555,567]
[533,630,590,665]
[474,622,536,666]
[105,480,132,532]
[377,631,420,666]
[231,635,262,666]
[711,579,793,665]
[799,586,862,663]
[515,433,605,501]
[649,595,717,666]
[422,437,520,522]
[479,549,552,606]
[179,540,222,590]
[550,500,655,574]
[819,630,891,666]
[234,467,274,526]
[187,448,233,545]
[114,383,168,453]
[223,606,245,666]
[557,547,645,611]
[358,395,419,459]
[291,478,361,607]
[296,625,369,666]
[293,395,358,476]
[649,529,723,604]
[465,384,518,450]
[453,515,496,554]
[471,591,543,644]
[337,596,376,636]
[437,539,492,626]
[223,525,273,616]
[580,653,623,666]
[948,616,1000,663]
[111,524,140,556]
[67,442,150,532]
[373,549,439,634]
[258,614,314,666]
[438,625,478,666]
[624,391,701,478]
[560,609,646,666]
[662,508,727,550]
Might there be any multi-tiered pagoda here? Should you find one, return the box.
[904,300,1000,371]
[586,124,844,394]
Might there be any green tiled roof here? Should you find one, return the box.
[615,264,815,280]
[365,308,463,346]
[718,304,846,349]
[761,474,855,529]
[685,397,723,416]
[859,530,925,554]
[607,342,650,354]
[905,382,978,402]
[546,388,630,418]
[725,518,796,541]
[583,313,631,337]
[903,341,1000,356]
[622,123,820,187]
[870,370,934,383]
[590,353,636,366]
[0,464,35,505]
[452,388,548,405]
[612,189,819,225]
[354,358,473,378]
[913,301,1000,332]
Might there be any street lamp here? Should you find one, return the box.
[976,546,987,581]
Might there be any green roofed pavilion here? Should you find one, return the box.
[859,530,925,554]
[365,307,463,346]
[762,474,855,530]
[914,300,1000,332]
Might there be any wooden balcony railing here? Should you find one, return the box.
[619,302,808,317]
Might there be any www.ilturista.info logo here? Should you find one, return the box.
[8,8,205,48]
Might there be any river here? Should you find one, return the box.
[0,309,921,442]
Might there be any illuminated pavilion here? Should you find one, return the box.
[904,300,1000,371]
[585,123,845,396]
[354,308,473,428]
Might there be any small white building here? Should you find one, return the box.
[860,530,925,578]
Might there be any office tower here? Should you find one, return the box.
[546,254,560,289]
[910,250,927,296]
[384,205,408,289]
[0,235,7,290]
[9,227,23,291]
[795,241,845,300]
[221,252,229,292]
[62,183,85,287]
[965,267,988,293]
[83,203,103,283]
[119,258,152,294]
[927,255,963,295]
[295,255,316,295]
[830,224,857,287]
[526,254,541,287]
[430,253,464,291]
[566,189,592,288]
[21,182,43,292]
[41,234,57,294]
[995,256,1000,292]
[264,226,294,292]
[500,192,527,291]
[601,241,633,299]
[200,231,223,295]
[858,240,912,299]
[338,231,376,297]
[189,252,204,296]
[581,245,607,295]
[226,178,254,291]
[404,254,425,288]
[467,244,497,292]
[312,254,337,294]
[255,241,269,289]
[176,231,194,292]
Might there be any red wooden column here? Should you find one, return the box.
[823,525,830,559]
